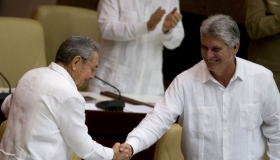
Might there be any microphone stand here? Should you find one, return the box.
[94,76,125,112]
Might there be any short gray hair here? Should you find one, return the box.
[200,14,240,48]
[55,35,100,64]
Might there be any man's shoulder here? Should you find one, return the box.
[24,67,81,100]
[175,60,204,81]
[237,57,273,76]
[180,60,204,75]
[41,81,83,106]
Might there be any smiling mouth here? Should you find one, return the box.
[207,59,218,64]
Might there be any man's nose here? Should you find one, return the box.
[205,50,215,59]
[90,72,95,79]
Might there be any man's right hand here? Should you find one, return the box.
[119,143,133,159]
[147,7,166,32]
[112,142,130,160]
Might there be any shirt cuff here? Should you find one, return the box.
[161,30,173,41]
[103,147,114,159]
[125,138,140,155]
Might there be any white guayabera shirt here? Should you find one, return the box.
[88,0,184,96]
[0,62,113,160]
[126,57,280,160]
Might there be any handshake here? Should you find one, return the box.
[112,142,133,160]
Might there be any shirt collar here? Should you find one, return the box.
[48,62,77,89]
[201,57,244,84]
[201,61,213,83]
[233,57,244,81]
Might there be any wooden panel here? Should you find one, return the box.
[0,0,245,23]
[0,0,56,17]
[57,0,98,10]
[57,0,245,23]
[0,109,155,160]
[180,0,245,23]
[85,110,155,160]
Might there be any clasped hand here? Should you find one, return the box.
[112,142,132,160]
[147,7,182,32]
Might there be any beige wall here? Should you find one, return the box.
[0,0,56,18]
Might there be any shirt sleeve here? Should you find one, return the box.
[125,75,183,155]
[54,96,114,160]
[98,0,148,42]
[245,0,280,40]
[160,0,185,50]
[261,73,280,159]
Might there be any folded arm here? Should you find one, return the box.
[245,0,280,40]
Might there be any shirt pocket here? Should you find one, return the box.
[189,107,215,134]
[119,10,138,22]
[240,103,261,130]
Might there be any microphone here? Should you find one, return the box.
[94,76,125,111]
[0,71,11,106]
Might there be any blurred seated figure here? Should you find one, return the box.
[245,0,280,90]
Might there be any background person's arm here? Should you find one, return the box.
[161,0,184,50]
[245,0,280,40]
[98,0,148,42]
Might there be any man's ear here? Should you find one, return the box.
[233,43,240,55]
[71,56,82,71]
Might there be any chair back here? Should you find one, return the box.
[31,5,99,65]
[153,123,184,160]
[0,17,47,88]
[70,152,81,160]
[31,5,99,91]
[0,120,7,141]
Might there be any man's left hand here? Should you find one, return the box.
[162,7,182,33]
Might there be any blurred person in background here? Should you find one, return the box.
[88,0,184,96]
[245,0,280,91]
